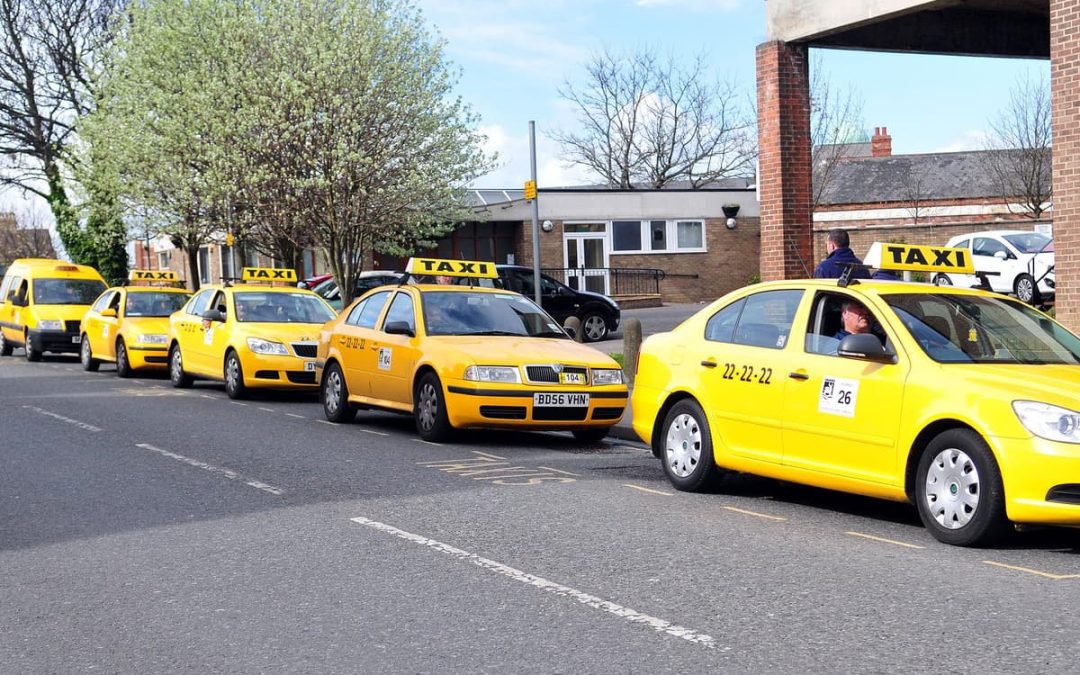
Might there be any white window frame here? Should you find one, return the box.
[157,250,171,269]
[608,219,707,255]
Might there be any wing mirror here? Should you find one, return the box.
[202,308,226,323]
[101,308,117,318]
[837,333,896,364]
[384,320,414,337]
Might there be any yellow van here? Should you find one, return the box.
[0,258,108,361]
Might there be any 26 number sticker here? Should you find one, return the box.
[819,376,859,417]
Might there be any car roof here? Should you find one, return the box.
[744,278,1001,299]
[121,286,190,293]
[947,230,1039,240]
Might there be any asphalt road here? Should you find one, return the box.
[592,303,705,354]
[3,353,1080,673]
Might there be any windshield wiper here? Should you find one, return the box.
[462,330,525,337]
[533,330,569,338]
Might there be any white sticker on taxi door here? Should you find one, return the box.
[818,376,858,417]
[378,347,392,370]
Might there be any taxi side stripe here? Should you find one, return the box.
[446,386,629,398]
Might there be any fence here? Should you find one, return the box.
[542,267,665,296]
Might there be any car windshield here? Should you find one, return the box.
[125,291,190,317]
[234,291,336,323]
[884,293,1080,364]
[422,291,568,338]
[32,278,107,305]
[1002,232,1053,254]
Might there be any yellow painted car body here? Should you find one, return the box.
[80,285,191,374]
[632,276,1080,546]
[167,280,337,397]
[316,283,628,441]
[0,258,107,360]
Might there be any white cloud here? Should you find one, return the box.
[474,123,593,188]
[932,129,989,154]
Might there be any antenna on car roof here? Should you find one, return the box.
[837,263,867,289]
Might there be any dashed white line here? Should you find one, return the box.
[360,428,390,436]
[724,506,787,522]
[285,413,305,419]
[350,516,722,650]
[416,439,443,447]
[472,451,507,460]
[316,419,336,426]
[258,407,275,412]
[845,531,923,549]
[983,560,1080,580]
[22,405,102,432]
[231,401,248,407]
[623,484,673,496]
[135,443,284,495]
[200,395,216,400]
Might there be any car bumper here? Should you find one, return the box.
[996,434,1080,524]
[239,351,319,389]
[126,344,170,370]
[28,329,81,354]
[444,381,628,430]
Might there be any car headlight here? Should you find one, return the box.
[39,320,62,330]
[592,368,624,385]
[464,365,521,383]
[137,333,168,345]
[1013,401,1080,444]
[246,337,289,355]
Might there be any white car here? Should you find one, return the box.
[935,230,1055,305]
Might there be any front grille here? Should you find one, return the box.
[480,405,527,420]
[292,342,318,358]
[64,320,80,333]
[255,370,280,380]
[286,371,316,384]
[592,407,625,421]
[1046,484,1080,504]
[525,365,589,384]
[145,356,168,364]
[532,406,588,421]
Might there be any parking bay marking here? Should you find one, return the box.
[845,531,923,549]
[983,560,1080,580]
[22,405,102,432]
[350,516,722,650]
[624,484,674,497]
[418,452,578,485]
[135,443,284,496]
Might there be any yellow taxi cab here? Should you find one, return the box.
[167,267,337,398]
[80,270,192,377]
[632,242,1080,547]
[315,257,628,442]
[0,258,107,361]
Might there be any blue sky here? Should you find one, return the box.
[418,0,1049,189]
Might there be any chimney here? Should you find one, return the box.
[871,126,892,157]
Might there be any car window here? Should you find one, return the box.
[127,291,189,317]
[973,237,1008,257]
[422,290,565,337]
[1003,232,1053,254]
[382,292,415,333]
[91,291,115,313]
[704,298,745,342]
[804,291,889,356]
[731,290,802,349]
[233,291,336,323]
[0,274,13,301]
[187,289,214,317]
[32,278,106,305]
[951,238,970,250]
[357,274,398,293]
[348,290,391,328]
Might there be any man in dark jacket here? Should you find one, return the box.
[814,229,870,279]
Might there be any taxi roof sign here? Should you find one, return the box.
[241,267,298,283]
[129,269,178,283]
[864,242,974,275]
[405,257,498,279]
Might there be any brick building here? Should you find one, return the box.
[0,211,56,266]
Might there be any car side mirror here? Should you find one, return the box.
[993,250,1008,260]
[10,295,26,307]
[101,308,117,318]
[202,308,226,323]
[384,320,414,337]
[837,333,896,364]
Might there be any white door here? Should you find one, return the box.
[563,234,609,295]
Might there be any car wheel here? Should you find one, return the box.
[24,332,41,362]
[80,335,99,372]
[915,428,1009,547]
[169,344,192,388]
[1014,273,1040,305]
[933,274,952,286]
[321,362,355,423]
[115,339,133,378]
[414,372,453,442]
[659,399,723,492]
[572,427,609,443]
[224,350,248,400]
[580,312,609,342]
[0,330,11,357]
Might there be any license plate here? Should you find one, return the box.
[71,335,81,344]
[304,361,316,372]
[559,372,586,385]
[533,392,589,407]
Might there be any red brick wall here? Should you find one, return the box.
[757,41,813,281]
[1052,0,1080,329]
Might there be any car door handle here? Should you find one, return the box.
[700,360,717,368]
[788,371,809,381]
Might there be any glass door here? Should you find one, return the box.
[564,233,609,295]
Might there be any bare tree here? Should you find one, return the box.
[553,48,754,188]
[902,162,936,227]
[0,203,57,261]
[981,73,1052,219]
[810,55,866,208]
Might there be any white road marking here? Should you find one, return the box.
[845,531,923,549]
[623,484,673,496]
[231,401,248,406]
[258,407,274,412]
[350,516,722,650]
[724,506,787,522]
[21,405,102,432]
[472,451,507,460]
[416,439,443,447]
[536,466,581,477]
[316,419,336,425]
[984,560,1080,580]
[135,443,284,496]
[201,395,216,400]
[360,428,390,436]
[286,413,305,419]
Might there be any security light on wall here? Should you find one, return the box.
[541,220,554,232]
[725,217,737,230]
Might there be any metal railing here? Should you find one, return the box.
[542,267,666,296]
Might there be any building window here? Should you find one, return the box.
[158,250,171,269]
[220,245,235,279]
[198,247,211,284]
[611,220,706,254]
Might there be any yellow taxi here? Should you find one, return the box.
[632,242,1080,547]
[315,258,628,442]
[167,268,337,398]
[80,271,191,376]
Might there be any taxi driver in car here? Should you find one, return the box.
[834,300,872,341]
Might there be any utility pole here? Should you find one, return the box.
[528,121,541,305]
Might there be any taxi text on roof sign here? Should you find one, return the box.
[129,270,178,282]
[405,257,499,279]
[864,242,975,274]
[241,267,298,283]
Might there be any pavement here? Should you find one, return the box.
[588,303,705,445]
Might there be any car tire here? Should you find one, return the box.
[169,344,193,388]
[580,311,609,342]
[572,427,610,443]
[115,339,133,378]
[1014,273,1040,305]
[24,332,41,362]
[658,399,723,492]
[0,330,11,357]
[321,361,356,423]
[224,350,248,400]
[414,372,453,442]
[933,274,952,287]
[915,428,1009,547]
[80,335,100,371]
